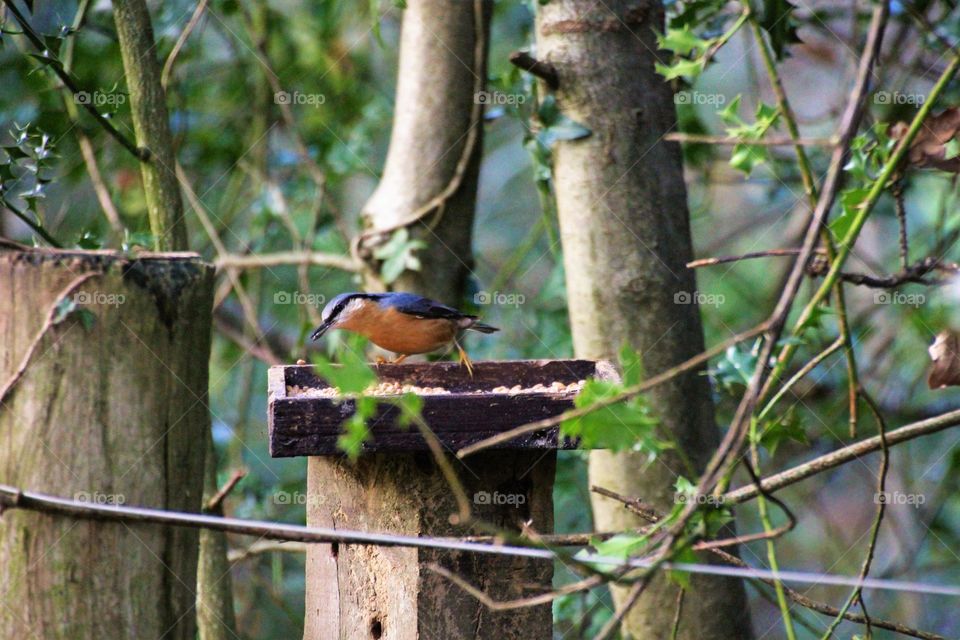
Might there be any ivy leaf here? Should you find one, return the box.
[373,228,427,284]
[759,0,802,60]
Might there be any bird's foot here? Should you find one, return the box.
[456,343,475,378]
[391,354,409,365]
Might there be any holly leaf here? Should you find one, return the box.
[831,187,869,241]
[657,26,713,56]
[655,57,706,81]
[729,143,767,175]
[757,408,807,456]
[562,379,659,452]
[759,0,802,60]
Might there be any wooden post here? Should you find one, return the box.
[0,246,213,639]
[269,360,614,640]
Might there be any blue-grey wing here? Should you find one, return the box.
[379,293,471,320]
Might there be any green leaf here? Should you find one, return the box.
[312,335,378,395]
[718,95,743,126]
[729,143,767,175]
[757,408,808,456]
[373,228,427,284]
[591,533,651,561]
[831,187,869,241]
[538,117,592,148]
[655,57,706,81]
[945,138,960,160]
[562,379,659,452]
[709,344,758,392]
[618,344,644,387]
[52,296,76,324]
[759,0,802,60]
[657,26,713,56]
[667,546,698,589]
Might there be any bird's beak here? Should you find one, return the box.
[310,320,333,341]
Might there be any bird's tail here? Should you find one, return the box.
[469,321,499,334]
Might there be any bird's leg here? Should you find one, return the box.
[375,355,388,365]
[391,354,409,364]
[455,340,474,377]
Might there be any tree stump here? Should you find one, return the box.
[269,360,614,640]
[0,247,213,639]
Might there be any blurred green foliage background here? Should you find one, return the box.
[3,1,960,637]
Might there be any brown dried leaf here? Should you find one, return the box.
[927,330,960,389]
[891,108,960,172]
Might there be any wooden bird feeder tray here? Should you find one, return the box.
[268,359,616,457]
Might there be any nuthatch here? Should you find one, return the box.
[310,292,498,374]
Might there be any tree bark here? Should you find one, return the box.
[0,247,212,639]
[357,0,490,304]
[112,0,188,251]
[535,1,754,638]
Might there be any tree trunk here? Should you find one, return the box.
[112,0,188,251]
[357,0,490,304]
[535,1,753,638]
[0,247,212,639]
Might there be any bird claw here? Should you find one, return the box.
[456,343,475,378]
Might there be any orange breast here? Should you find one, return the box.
[342,305,456,355]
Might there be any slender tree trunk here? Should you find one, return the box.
[112,0,187,251]
[357,0,490,304]
[113,3,236,636]
[535,1,753,638]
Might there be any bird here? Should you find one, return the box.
[310,292,498,375]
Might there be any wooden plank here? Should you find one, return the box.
[268,359,616,457]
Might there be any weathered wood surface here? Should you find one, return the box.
[0,247,213,639]
[305,451,556,640]
[269,360,616,456]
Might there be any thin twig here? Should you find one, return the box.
[214,251,358,273]
[161,0,210,89]
[687,248,808,268]
[820,390,890,638]
[427,563,602,610]
[723,406,960,504]
[203,468,247,513]
[0,272,100,408]
[456,322,769,458]
[508,51,558,89]
[665,133,835,147]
